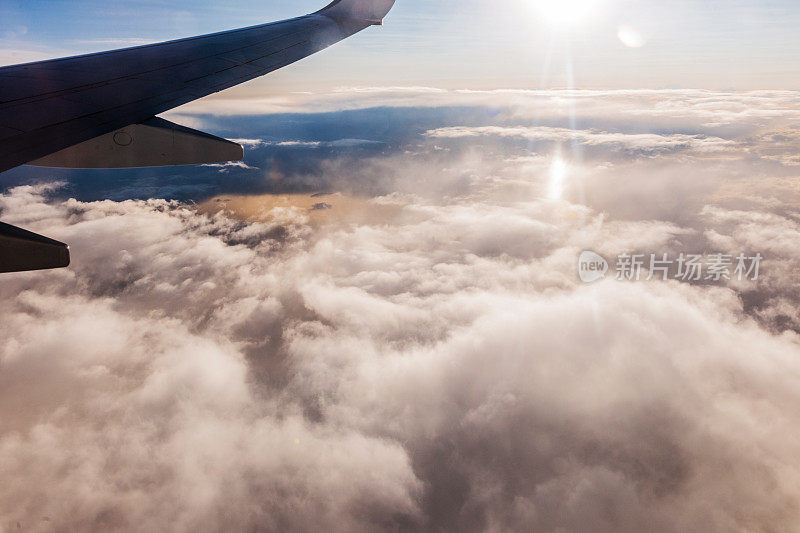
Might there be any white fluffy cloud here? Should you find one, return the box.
[2,90,800,531]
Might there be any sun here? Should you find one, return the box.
[530,0,601,29]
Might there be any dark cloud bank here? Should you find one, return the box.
[1,89,800,532]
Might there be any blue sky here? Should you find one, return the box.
[1,0,799,90]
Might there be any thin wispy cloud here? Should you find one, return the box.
[201,161,259,172]
[72,38,156,46]
[425,126,737,154]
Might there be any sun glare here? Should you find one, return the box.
[548,156,568,200]
[531,0,601,29]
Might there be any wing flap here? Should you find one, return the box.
[29,117,244,169]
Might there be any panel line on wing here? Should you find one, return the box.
[0,22,315,108]
[182,40,309,83]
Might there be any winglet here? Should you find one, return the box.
[317,0,396,25]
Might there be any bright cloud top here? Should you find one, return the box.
[425,126,737,154]
[2,90,800,531]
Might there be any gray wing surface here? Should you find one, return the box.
[0,0,396,174]
[0,0,395,273]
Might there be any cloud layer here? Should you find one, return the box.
[2,89,800,531]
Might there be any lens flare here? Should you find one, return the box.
[617,25,647,48]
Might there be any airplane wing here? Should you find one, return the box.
[0,0,396,273]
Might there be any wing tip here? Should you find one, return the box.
[317,0,396,24]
